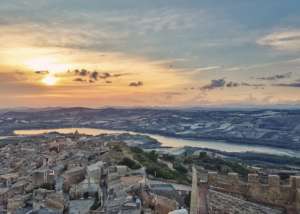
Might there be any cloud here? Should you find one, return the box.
[240,82,266,89]
[226,81,239,87]
[257,30,300,51]
[273,81,300,88]
[73,78,85,82]
[201,79,226,90]
[240,82,265,88]
[90,71,99,80]
[75,69,89,77]
[71,69,127,83]
[200,79,265,91]
[0,71,46,94]
[129,81,143,87]
[113,73,130,78]
[35,70,49,75]
[194,66,221,72]
[256,72,292,81]
[99,72,111,79]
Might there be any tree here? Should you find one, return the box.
[148,150,158,162]
[199,152,208,159]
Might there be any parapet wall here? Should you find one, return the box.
[207,172,300,212]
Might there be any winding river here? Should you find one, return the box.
[13,128,300,157]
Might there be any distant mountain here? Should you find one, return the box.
[0,107,64,113]
[1,107,300,150]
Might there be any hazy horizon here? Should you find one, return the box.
[1,0,300,108]
[2,104,300,111]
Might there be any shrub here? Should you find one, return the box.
[199,152,208,159]
[40,183,55,190]
[174,162,188,174]
[83,192,89,199]
[119,157,141,170]
[161,154,175,162]
[147,150,158,162]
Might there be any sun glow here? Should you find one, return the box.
[24,57,69,72]
[42,75,58,86]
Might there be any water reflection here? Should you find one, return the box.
[14,128,299,157]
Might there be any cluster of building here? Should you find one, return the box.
[2,131,298,214]
[0,133,189,214]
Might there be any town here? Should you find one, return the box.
[0,131,299,213]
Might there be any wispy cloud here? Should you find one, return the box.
[129,81,143,87]
[194,66,221,72]
[69,69,129,84]
[0,71,45,94]
[199,79,265,91]
[275,83,300,87]
[273,80,300,88]
[257,30,300,51]
[201,79,226,90]
[256,72,292,81]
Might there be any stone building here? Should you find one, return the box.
[0,173,18,188]
[32,169,55,188]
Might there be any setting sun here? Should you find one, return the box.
[42,75,58,86]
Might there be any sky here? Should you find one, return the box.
[1,0,300,108]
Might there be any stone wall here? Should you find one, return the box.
[207,189,284,214]
[207,172,300,212]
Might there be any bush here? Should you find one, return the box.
[146,165,177,180]
[147,150,158,162]
[130,147,143,153]
[183,156,193,164]
[83,192,89,199]
[113,145,122,152]
[161,154,175,162]
[119,157,141,170]
[130,147,189,183]
[40,183,55,190]
[199,152,208,159]
[174,162,188,174]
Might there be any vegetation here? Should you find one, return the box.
[199,151,208,159]
[83,192,89,199]
[161,154,175,162]
[173,162,188,174]
[118,157,141,170]
[130,147,189,184]
[184,152,250,176]
[230,152,300,166]
[40,183,55,190]
[112,144,122,152]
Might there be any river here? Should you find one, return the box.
[13,127,300,157]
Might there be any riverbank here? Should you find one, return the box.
[12,127,300,157]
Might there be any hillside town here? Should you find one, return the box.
[0,132,190,213]
[0,131,299,214]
